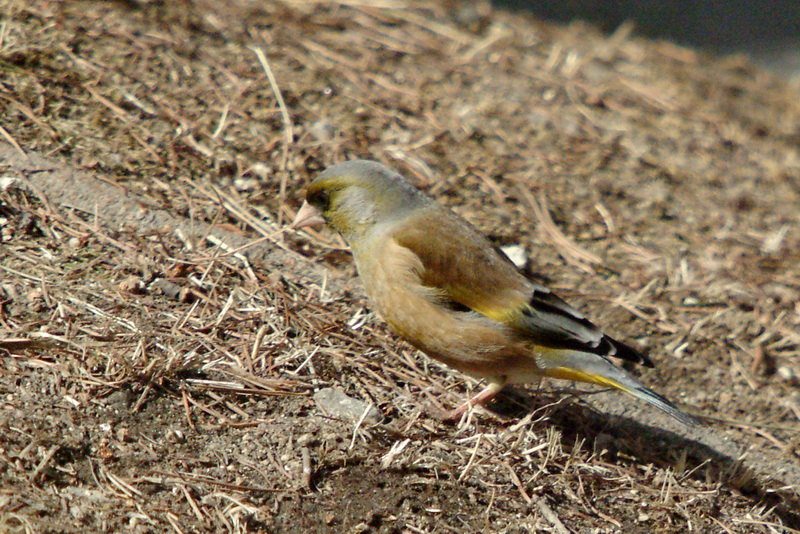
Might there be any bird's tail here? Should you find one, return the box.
[538,350,699,426]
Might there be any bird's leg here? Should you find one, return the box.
[443,379,505,422]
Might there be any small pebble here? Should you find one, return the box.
[500,245,528,269]
[777,366,796,383]
[310,120,336,142]
[313,387,380,423]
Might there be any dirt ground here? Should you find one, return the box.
[1,1,799,532]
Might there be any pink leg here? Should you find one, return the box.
[444,380,505,422]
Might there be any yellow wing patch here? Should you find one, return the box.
[466,300,523,323]
[445,286,528,324]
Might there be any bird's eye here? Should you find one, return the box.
[308,189,330,209]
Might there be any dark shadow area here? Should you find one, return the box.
[494,0,800,77]
[494,0,800,52]
[484,385,800,529]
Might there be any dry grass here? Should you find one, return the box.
[1,0,799,532]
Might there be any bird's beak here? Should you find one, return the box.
[291,201,326,229]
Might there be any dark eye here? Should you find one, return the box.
[308,189,330,209]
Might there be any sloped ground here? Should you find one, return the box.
[1,1,799,532]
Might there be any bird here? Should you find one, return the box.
[292,159,698,425]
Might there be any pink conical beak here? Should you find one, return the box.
[291,201,326,229]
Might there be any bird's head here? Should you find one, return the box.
[292,160,426,242]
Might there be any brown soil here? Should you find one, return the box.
[1,1,799,532]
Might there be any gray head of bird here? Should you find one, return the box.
[292,160,427,243]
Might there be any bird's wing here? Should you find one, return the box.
[392,207,653,367]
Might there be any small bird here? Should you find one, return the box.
[293,160,698,425]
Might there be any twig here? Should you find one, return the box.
[515,184,601,270]
[29,445,60,484]
[0,124,29,160]
[536,497,571,534]
[300,447,312,490]
[250,46,294,146]
[504,462,532,504]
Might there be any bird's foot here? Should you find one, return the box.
[438,381,506,424]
